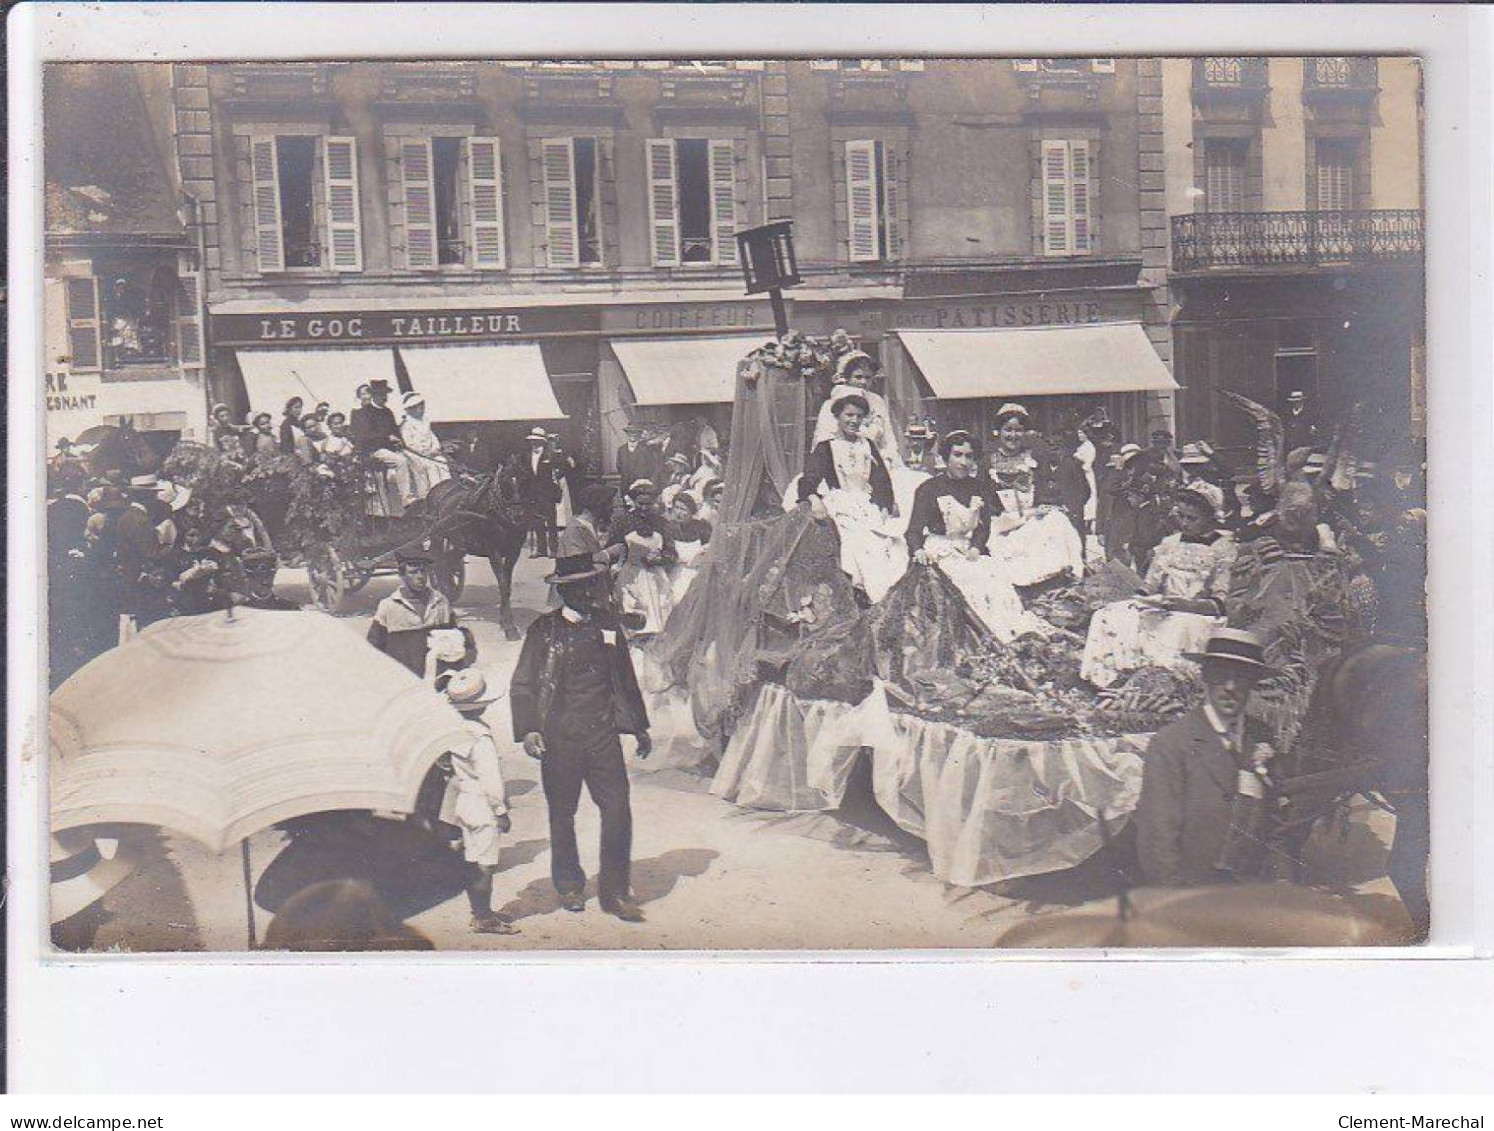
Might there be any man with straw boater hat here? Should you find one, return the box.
[510,552,651,922]
[1134,628,1278,888]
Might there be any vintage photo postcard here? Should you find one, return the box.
[38,55,1428,954]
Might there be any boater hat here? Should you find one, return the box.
[1184,628,1271,672]
[437,667,500,713]
[526,426,549,442]
[545,552,610,586]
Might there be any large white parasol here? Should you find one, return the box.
[50,608,472,854]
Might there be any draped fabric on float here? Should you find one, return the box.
[720,358,808,525]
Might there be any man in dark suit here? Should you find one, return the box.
[515,427,562,558]
[350,379,413,507]
[615,423,651,491]
[1135,629,1276,887]
[510,553,651,922]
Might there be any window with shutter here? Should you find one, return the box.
[250,137,285,273]
[1204,140,1246,212]
[846,139,880,262]
[175,254,204,368]
[1041,139,1093,257]
[542,138,580,268]
[708,139,738,265]
[881,142,902,261]
[1315,140,1355,212]
[65,276,102,373]
[1041,140,1071,256]
[646,139,680,267]
[323,136,363,272]
[401,139,438,269]
[466,137,506,269]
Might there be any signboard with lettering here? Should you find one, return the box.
[211,305,598,348]
[601,302,772,334]
[894,297,1120,331]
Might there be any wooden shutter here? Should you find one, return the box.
[646,139,680,267]
[175,253,204,368]
[466,136,506,269]
[1041,140,1071,256]
[65,276,102,373]
[401,138,437,269]
[323,136,363,272]
[846,139,880,262]
[1316,146,1353,211]
[708,139,738,265]
[1070,139,1092,253]
[542,138,579,268]
[881,142,903,261]
[1205,143,1244,212]
[250,137,285,273]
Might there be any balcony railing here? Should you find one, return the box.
[1171,210,1424,272]
[1303,56,1379,95]
[1193,57,1268,92]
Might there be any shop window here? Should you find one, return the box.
[646,137,737,267]
[1041,139,1094,257]
[540,136,603,268]
[845,139,902,263]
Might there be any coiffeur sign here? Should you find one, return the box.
[211,305,595,347]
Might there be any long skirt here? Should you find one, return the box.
[618,561,676,636]
[821,489,909,605]
[925,536,1041,644]
[988,509,1085,587]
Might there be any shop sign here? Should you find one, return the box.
[896,297,1113,331]
[211,305,597,347]
[603,302,772,334]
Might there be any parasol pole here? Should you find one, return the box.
[241,839,258,948]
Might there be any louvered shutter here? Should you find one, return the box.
[1205,144,1244,212]
[708,139,738,265]
[65,276,102,373]
[542,139,579,268]
[175,253,204,368]
[1070,139,1092,254]
[323,136,364,272]
[646,139,680,267]
[846,139,880,262]
[1041,140,1071,256]
[401,138,438,269]
[881,143,903,261]
[1316,149,1353,212]
[466,137,505,269]
[250,137,285,273]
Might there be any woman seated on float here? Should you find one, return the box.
[798,390,909,606]
[984,403,1086,587]
[904,429,1046,643]
[1080,486,1236,689]
[810,351,902,469]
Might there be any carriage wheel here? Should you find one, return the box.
[432,542,467,605]
[307,547,349,614]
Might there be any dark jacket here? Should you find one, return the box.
[1135,706,1267,887]
[509,608,650,742]
[111,503,160,617]
[515,449,562,508]
[798,438,896,515]
[350,403,402,455]
[904,474,1004,555]
[616,442,660,491]
[366,588,471,677]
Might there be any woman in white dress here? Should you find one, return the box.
[903,430,1046,642]
[607,480,680,637]
[985,404,1086,587]
[798,392,909,605]
[810,351,902,469]
[398,392,451,502]
[1080,487,1237,688]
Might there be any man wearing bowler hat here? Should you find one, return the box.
[1135,629,1277,887]
[510,553,651,922]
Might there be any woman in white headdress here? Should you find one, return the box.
[984,403,1086,587]
[810,350,902,469]
[399,391,451,502]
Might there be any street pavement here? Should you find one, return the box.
[88,551,1403,953]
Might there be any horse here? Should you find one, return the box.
[75,419,161,481]
[424,463,530,640]
[1275,640,1430,936]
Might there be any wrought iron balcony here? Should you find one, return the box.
[1303,56,1379,101]
[1171,210,1424,272]
[1193,57,1268,94]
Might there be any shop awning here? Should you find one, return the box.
[894,323,1178,400]
[398,344,565,422]
[237,348,397,415]
[609,334,762,406]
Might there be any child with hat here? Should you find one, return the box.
[436,667,518,935]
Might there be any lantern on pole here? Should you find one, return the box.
[736,220,801,337]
